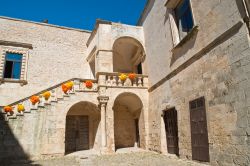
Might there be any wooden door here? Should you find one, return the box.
[189,97,209,162]
[164,108,179,155]
[65,116,89,154]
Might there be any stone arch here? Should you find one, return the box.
[65,101,100,154]
[112,36,146,74]
[113,92,146,150]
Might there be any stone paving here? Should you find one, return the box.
[88,152,208,166]
[6,151,208,166]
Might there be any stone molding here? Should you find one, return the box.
[0,40,33,49]
[148,21,244,92]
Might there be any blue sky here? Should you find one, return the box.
[0,0,147,31]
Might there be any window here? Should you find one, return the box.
[3,53,23,79]
[166,0,196,47]
[0,43,30,85]
[174,0,194,40]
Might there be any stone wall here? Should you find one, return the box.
[0,91,99,160]
[0,17,91,106]
[140,0,250,165]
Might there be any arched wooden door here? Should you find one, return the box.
[65,116,89,154]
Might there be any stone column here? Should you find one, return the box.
[96,50,113,73]
[98,96,109,151]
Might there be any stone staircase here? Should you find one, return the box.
[0,73,149,122]
[0,78,98,122]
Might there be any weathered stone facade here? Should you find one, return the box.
[138,0,250,165]
[1,0,250,165]
[0,16,149,163]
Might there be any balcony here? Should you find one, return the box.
[97,72,148,89]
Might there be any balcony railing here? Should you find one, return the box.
[97,72,148,88]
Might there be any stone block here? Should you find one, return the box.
[233,155,250,166]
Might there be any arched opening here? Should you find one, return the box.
[113,37,145,74]
[113,92,145,150]
[65,101,100,154]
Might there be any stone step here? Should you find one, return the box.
[38,105,45,108]
[63,94,70,97]
[57,97,64,100]
[24,109,31,113]
[1,86,83,121]
[8,115,17,119]
[16,113,24,116]
[51,100,58,103]
[44,102,52,105]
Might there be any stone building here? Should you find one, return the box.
[0,0,250,165]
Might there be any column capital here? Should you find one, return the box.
[98,96,109,104]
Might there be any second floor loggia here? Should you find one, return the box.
[86,20,148,89]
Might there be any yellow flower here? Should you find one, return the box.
[119,73,127,81]
[42,91,51,100]
[66,81,74,90]
[17,104,25,112]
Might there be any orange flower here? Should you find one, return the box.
[85,80,93,89]
[43,91,51,100]
[62,84,69,94]
[3,106,12,113]
[128,73,136,80]
[30,95,40,105]
[17,104,25,112]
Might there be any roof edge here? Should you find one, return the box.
[86,19,112,47]
[137,0,151,26]
[0,16,92,33]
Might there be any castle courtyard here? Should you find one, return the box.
[1,0,250,165]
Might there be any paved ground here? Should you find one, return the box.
[10,151,208,166]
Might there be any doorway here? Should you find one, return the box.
[164,108,179,155]
[189,97,209,162]
[65,116,89,154]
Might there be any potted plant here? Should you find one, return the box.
[30,95,40,105]
[62,84,69,94]
[119,73,127,82]
[42,91,51,100]
[17,104,25,113]
[3,106,13,114]
[85,80,93,89]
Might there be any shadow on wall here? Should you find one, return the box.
[170,30,198,66]
[0,114,39,165]
[164,7,169,24]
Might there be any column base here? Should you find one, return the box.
[100,147,115,154]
